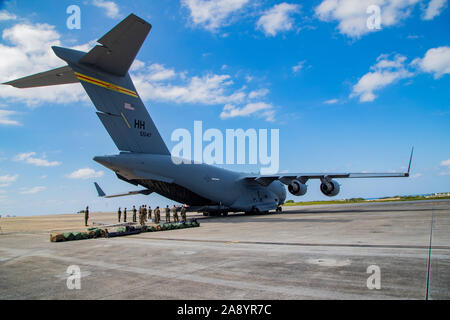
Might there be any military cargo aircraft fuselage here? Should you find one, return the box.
[4,14,411,216]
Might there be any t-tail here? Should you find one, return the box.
[3,14,170,156]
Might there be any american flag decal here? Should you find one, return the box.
[124,103,134,111]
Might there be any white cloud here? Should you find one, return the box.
[411,46,450,79]
[351,54,413,102]
[92,0,120,19]
[422,0,448,20]
[0,108,20,126]
[256,3,300,37]
[315,0,420,38]
[292,60,305,73]
[220,102,275,121]
[411,173,422,178]
[132,59,275,120]
[182,0,250,31]
[133,65,246,105]
[0,174,18,187]
[324,98,339,104]
[14,152,61,167]
[0,22,87,106]
[248,88,269,99]
[20,186,46,194]
[67,168,104,179]
[0,10,16,21]
[145,64,177,82]
[441,159,450,166]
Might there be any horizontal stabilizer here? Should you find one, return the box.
[3,66,78,88]
[80,13,151,76]
[94,182,152,198]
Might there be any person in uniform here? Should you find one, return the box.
[132,205,137,223]
[180,205,187,223]
[148,206,152,221]
[117,207,122,222]
[139,206,145,226]
[143,205,148,222]
[84,206,89,226]
[154,206,160,224]
[165,205,170,223]
[123,208,127,222]
[171,205,178,223]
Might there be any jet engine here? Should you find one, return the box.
[320,179,340,197]
[288,180,307,196]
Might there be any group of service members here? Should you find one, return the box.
[117,205,188,226]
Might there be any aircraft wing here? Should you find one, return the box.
[242,148,413,186]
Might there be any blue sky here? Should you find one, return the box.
[0,0,449,216]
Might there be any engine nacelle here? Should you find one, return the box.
[320,179,340,197]
[288,180,307,196]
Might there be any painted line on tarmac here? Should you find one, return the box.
[127,236,450,250]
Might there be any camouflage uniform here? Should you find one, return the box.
[84,206,89,226]
[171,206,178,222]
[180,206,187,223]
[123,208,127,222]
[148,207,152,221]
[154,207,160,224]
[139,206,145,226]
[165,206,170,223]
[132,206,137,223]
[117,208,121,222]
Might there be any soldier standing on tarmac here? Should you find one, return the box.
[165,205,170,223]
[139,206,145,226]
[148,206,152,221]
[143,205,148,222]
[171,205,178,223]
[154,206,160,224]
[124,208,127,222]
[84,206,89,226]
[180,205,187,223]
[118,207,122,222]
[132,205,137,223]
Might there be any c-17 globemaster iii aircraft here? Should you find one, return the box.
[4,14,413,216]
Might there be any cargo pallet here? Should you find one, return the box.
[50,220,200,242]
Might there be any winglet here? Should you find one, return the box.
[406,147,414,177]
[94,182,106,197]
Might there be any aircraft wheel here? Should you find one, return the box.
[222,212,228,216]
[203,212,209,217]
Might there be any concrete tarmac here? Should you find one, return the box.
[0,200,448,299]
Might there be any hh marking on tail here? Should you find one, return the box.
[134,119,146,130]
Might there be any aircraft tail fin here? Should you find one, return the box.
[3,14,170,156]
[79,14,151,76]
